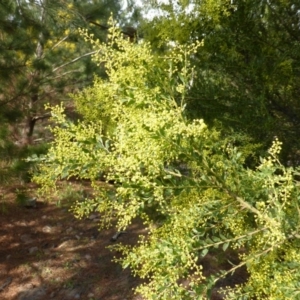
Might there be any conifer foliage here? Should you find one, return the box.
[142,0,300,165]
[0,0,121,145]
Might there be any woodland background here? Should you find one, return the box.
[1,1,300,299]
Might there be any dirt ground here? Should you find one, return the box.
[0,183,145,300]
[0,182,248,300]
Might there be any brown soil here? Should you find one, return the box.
[0,182,248,300]
[0,183,144,300]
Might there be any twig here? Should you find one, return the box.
[51,35,69,50]
[111,231,127,242]
[52,51,98,73]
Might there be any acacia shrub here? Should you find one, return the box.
[32,20,300,299]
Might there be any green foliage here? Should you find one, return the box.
[0,0,131,186]
[56,182,87,208]
[141,0,300,165]
[0,0,125,147]
[15,187,29,206]
[32,21,300,299]
[13,143,50,181]
[0,139,49,185]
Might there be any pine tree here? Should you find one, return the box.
[0,0,125,145]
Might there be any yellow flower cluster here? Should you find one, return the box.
[33,19,300,300]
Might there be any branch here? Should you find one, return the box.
[52,51,99,73]
[89,20,109,31]
[47,69,82,81]
[89,20,137,40]
[32,113,51,121]
[194,151,279,227]
[51,35,69,50]
[194,227,268,251]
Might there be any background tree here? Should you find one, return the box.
[0,0,127,146]
[141,0,300,165]
[0,0,140,183]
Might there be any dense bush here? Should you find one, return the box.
[32,20,300,299]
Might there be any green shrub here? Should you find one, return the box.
[32,20,300,299]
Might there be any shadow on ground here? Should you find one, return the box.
[0,199,145,300]
[0,183,250,300]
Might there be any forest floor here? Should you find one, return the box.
[0,182,144,300]
[0,181,248,300]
